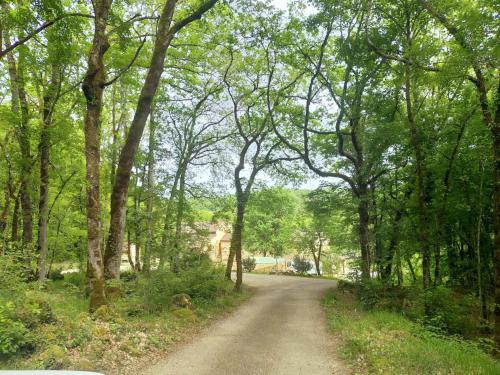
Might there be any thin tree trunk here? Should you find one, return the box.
[225,197,246,282]
[230,201,245,291]
[81,0,113,311]
[434,114,468,286]
[133,173,143,273]
[358,187,371,280]
[312,235,322,276]
[159,169,181,270]
[382,208,404,283]
[11,189,20,243]
[127,230,134,270]
[404,63,431,289]
[3,24,33,249]
[494,125,500,343]
[47,218,62,277]
[225,247,235,280]
[144,113,155,272]
[407,257,417,282]
[0,136,13,253]
[134,238,141,271]
[395,245,403,286]
[476,161,486,321]
[37,64,60,281]
[172,165,187,273]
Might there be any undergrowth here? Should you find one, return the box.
[322,288,500,374]
[0,256,249,373]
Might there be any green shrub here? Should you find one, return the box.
[66,320,92,348]
[0,255,27,299]
[292,256,312,275]
[337,279,356,293]
[39,344,69,369]
[48,268,64,281]
[354,280,480,337]
[64,272,86,288]
[172,308,197,323]
[14,296,54,328]
[139,261,232,313]
[323,290,500,375]
[423,286,478,337]
[120,270,137,282]
[242,257,256,272]
[0,302,34,355]
[355,280,419,313]
[176,261,231,301]
[140,270,176,313]
[178,252,212,271]
[92,305,119,323]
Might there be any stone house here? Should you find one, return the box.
[198,221,232,264]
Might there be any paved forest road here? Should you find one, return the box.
[144,274,346,375]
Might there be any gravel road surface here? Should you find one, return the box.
[144,274,346,375]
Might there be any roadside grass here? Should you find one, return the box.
[0,272,250,374]
[322,289,500,375]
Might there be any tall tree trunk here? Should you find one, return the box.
[434,114,468,286]
[0,184,10,254]
[404,64,431,289]
[311,234,322,276]
[225,197,246,281]
[383,186,412,284]
[104,0,179,279]
[133,170,143,272]
[11,188,20,243]
[225,246,235,280]
[172,165,187,273]
[0,136,13,253]
[144,113,155,273]
[227,198,245,291]
[476,161,487,321]
[81,0,113,311]
[494,125,500,344]
[382,207,404,283]
[104,0,218,279]
[407,256,417,282]
[395,245,403,286]
[37,63,60,281]
[127,230,134,270]
[3,25,33,249]
[110,85,118,187]
[109,82,126,188]
[158,169,181,270]
[357,185,371,280]
[47,217,63,277]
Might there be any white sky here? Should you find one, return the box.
[272,0,289,10]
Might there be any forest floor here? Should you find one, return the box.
[322,288,500,374]
[0,273,250,374]
[142,274,347,375]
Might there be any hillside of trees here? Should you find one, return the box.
[0,0,499,371]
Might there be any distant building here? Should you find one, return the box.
[198,221,233,264]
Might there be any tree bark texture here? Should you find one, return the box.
[357,185,371,280]
[37,63,60,281]
[81,0,113,311]
[144,114,155,273]
[3,25,33,248]
[226,200,245,291]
